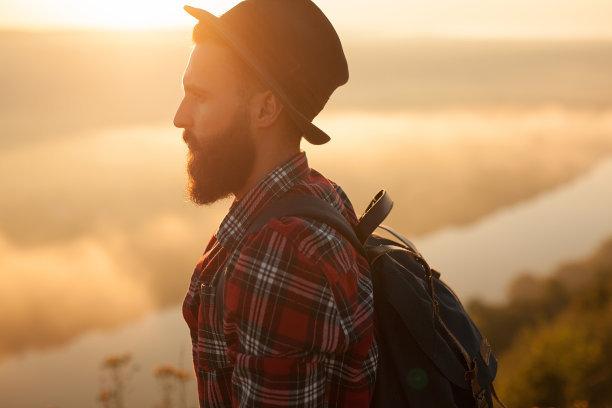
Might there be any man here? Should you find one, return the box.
[174,1,378,406]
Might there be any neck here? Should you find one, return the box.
[234,142,301,201]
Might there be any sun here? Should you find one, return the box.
[74,0,240,30]
[1,0,241,30]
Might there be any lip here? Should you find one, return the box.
[183,130,199,150]
[182,130,192,144]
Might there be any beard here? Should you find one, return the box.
[184,106,256,206]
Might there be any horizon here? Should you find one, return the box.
[5,27,612,44]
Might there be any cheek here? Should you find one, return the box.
[193,99,245,136]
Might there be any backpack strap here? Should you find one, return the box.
[245,193,366,258]
[355,190,393,243]
[215,193,368,321]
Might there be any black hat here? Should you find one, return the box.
[183,0,349,145]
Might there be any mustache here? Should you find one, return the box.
[182,130,201,151]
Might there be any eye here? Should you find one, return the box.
[188,92,204,102]
[185,88,207,102]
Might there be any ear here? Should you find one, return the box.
[249,90,284,130]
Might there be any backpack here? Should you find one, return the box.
[232,189,506,408]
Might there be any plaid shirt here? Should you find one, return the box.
[182,151,378,407]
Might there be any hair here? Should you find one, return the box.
[191,23,302,143]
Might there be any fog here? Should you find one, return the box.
[2,30,612,361]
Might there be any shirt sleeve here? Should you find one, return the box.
[221,215,367,407]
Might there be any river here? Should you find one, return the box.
[1,157,612,408]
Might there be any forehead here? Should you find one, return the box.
[183,41,242,92]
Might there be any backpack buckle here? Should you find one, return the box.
[465,359,489,408]
[474,390,489,408]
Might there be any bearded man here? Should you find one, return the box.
[174,1,378,406]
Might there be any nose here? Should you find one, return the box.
[173,97,190,129]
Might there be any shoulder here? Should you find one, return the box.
[292,168,360,226]
[242,214,365,276]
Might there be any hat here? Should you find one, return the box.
[183,0,349,145]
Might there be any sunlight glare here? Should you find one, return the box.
[2,0,241,30]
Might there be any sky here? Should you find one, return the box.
[1,0,612,39]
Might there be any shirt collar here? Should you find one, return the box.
[215,150,310,250]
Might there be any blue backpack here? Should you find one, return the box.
[244,190,506,408]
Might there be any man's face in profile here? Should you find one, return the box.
[173,41,256,205]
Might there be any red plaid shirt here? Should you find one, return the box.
[182,151,378,407]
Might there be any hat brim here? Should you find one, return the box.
[183,5,331,145]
